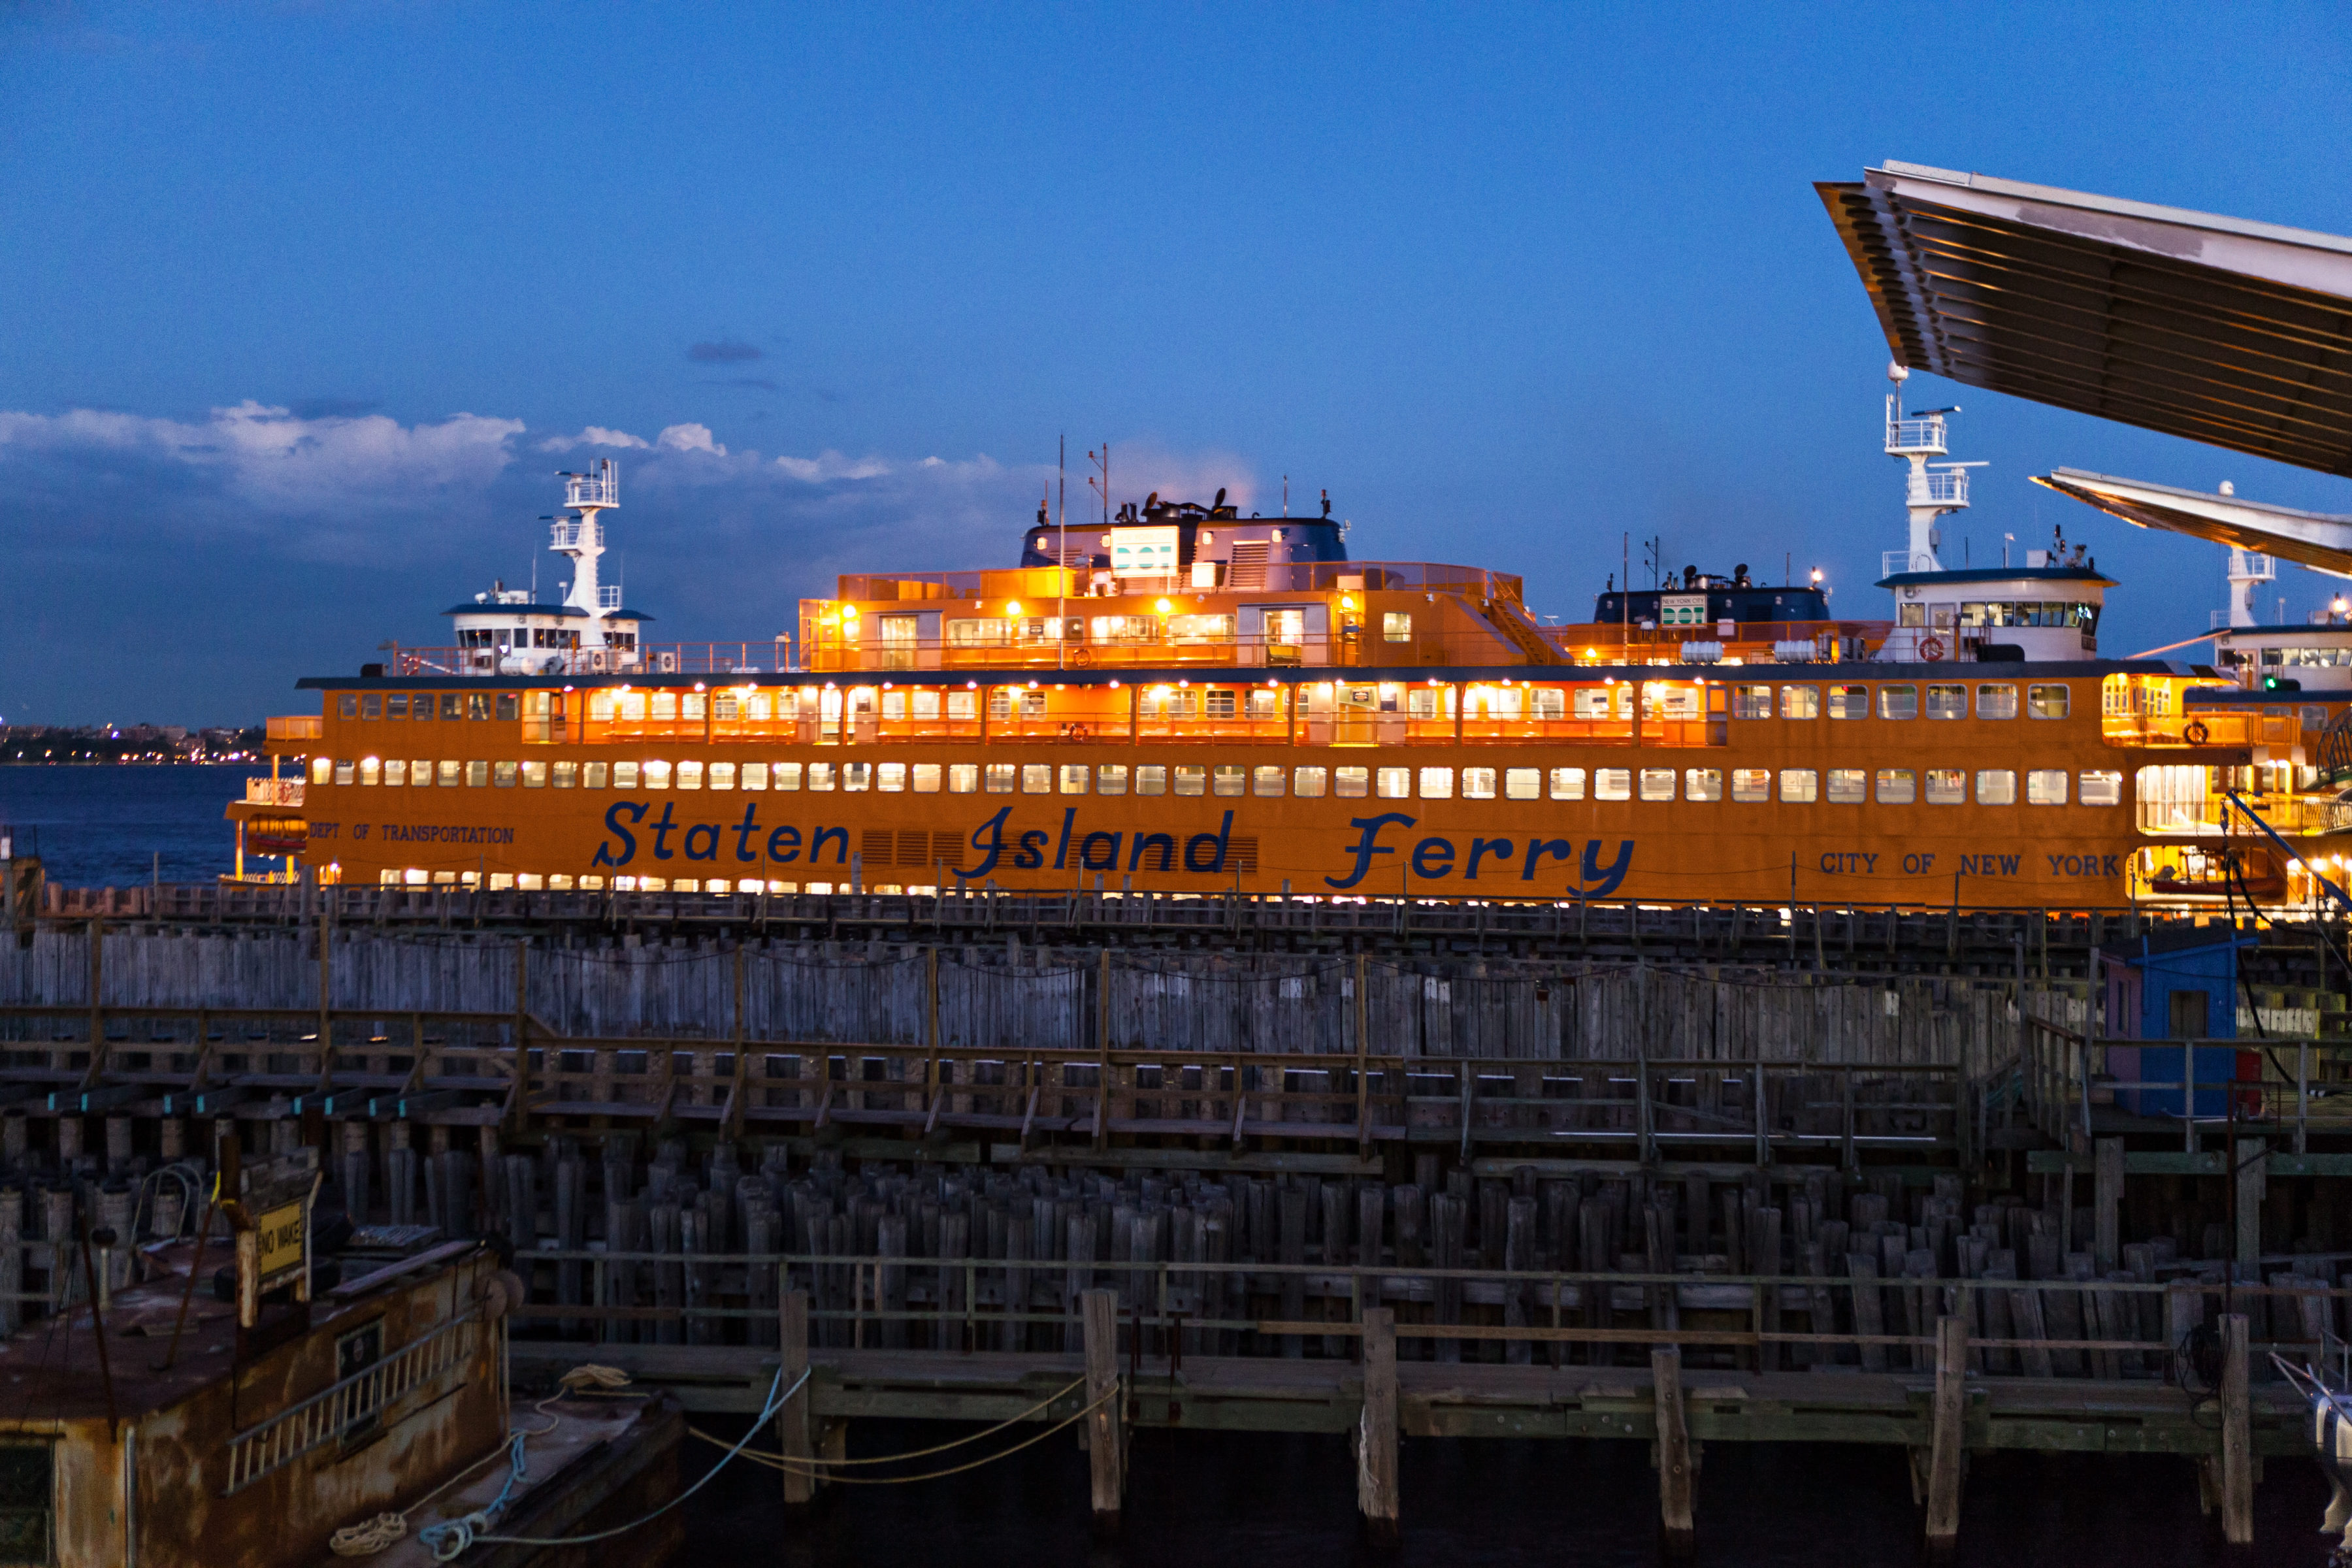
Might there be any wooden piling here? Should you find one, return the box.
[1358,1307,1399,1539]
[779,1288,815,1508]
[2220,1311,2252,1547]
[2092,1137,2122,1274]
[1923,1313,1967,1552]
[1652,1343,1695,1552]
[1081,1287,1124,1529]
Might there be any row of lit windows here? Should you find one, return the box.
[334,678,2078,728]
[377,868,847,894]
[1727,682,2067,721]
[322,753,2124,806]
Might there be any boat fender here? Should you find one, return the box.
[481,1268,528,1320]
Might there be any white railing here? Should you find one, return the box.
[549,519,585,551]
[1882,549,1935,578]
[598,585,622,610]
[564,473,617,509]
[243,778,304,808]
[1907,468,1969,508]
[223,1309,483,1495]
[1884,415,1947,455]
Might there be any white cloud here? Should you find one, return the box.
[655,423,725,455]
[0,400,523,510]
[774,450,891,483]
[538,425,649,452]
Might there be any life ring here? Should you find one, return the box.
[1070,645,1092,666]
[2183,719,2210,745]
[1919,636,1945,661]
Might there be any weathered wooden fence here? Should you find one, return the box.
[0,925,2086,1070]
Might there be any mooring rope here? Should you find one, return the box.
[691,1378,1120,1486]
[326,1362,648,1558]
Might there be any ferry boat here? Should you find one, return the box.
[229,386,2351,911]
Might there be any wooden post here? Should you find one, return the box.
[316,897,334,1091]
[1353,953,1371,1153]
[1081,1288,1124,1529]
[508,940,530,1134]
[2234,1138,2265,1274]
[1923,1314,1967,1552]
[84,919,105,1085]
[1358,1307,1399,1539]
[2220,1311,2253,1547]
[2093,1137,2123,1274]
[1094,952,1113,1150]
[1652,1343,1695,1550]
[779,1288,815,1508]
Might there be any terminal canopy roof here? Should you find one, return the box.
[1817,162,2352,477]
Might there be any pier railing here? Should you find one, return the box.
[493,1249,2351,1386]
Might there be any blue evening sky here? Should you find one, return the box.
[3,3,2348,725]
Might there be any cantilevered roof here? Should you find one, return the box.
[1818,161,2352,476]
[2033,468,2352,578]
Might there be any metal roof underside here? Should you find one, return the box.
[2033,468,2352,578]
[1818,162,2352,478]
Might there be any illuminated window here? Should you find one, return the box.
[2026,769,2067,805]
[1420,768,1454,800]
[1252,765,1284,797]
[710,762,736,790]
[1382,612,1413,642]
[2080,770,2122,806]
[1925,684,1966,719]
[1205,690,1237,719]
[1731,768,1770,802]
[440,760,464,787]
[985,764,1016,793]
[466,760,490,787]
[1532,688,1565,721]
[776,762,806,791]
[1174,765,1207,796]
[1548,767,1584,800]
[948,764,979,793]
[1376,766,1411,799]
[1060,764,1090,794]
[1294,766,1328,798]
[1875,768,1914,804]
[384,760,408,787]
[1021,764,1051,793]
[2029,683,2070,719]
[1977,769,2016,804]
[1974,684,2017,719]
[1827,768,1865,804]
[913,690,941,721]
[1731,684,1771,719]
[1574,688,1615,720]
[879,762,906,792]
[1595,768,1631,800]
[947,691,977,721]
[1778,768,1817,802]
[1637,768,1674,802]
[808,762,835,791]
[1925,768,1965,804]
[1335,766,1369,798]
[1827,685,1869,719]
[1780,685,1820,719]
[332,759,354,785]
[677,760,704,789]
[1137,765,1168,796]
[1878,685,1918,721]
[522,760,547,788]
[1096,764,1128,796]
[583,761,608,789]
[1505,768,1540,800]
[1685,768,1722,802]
[1462,768,1496,800]
[359,757,380,786]
[643,760,672,789]
[739,762,765,790]
[912,763,941,793]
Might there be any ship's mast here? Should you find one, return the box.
[552,458,619,646]
[1882,363,1981,573]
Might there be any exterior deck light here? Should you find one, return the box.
[840,605,859,622]
[1155,598,1174,614]
[1339,595,1357,611]
[1005,601,1023,616]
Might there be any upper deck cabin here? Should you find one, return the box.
[1569,570,1886,666]
[806,492,1561,673]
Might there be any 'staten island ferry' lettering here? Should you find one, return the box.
[233,381,2352,909]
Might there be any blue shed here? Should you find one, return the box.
[2097,926,2258,1119]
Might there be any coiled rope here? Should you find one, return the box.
[327,1363,649,1558]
